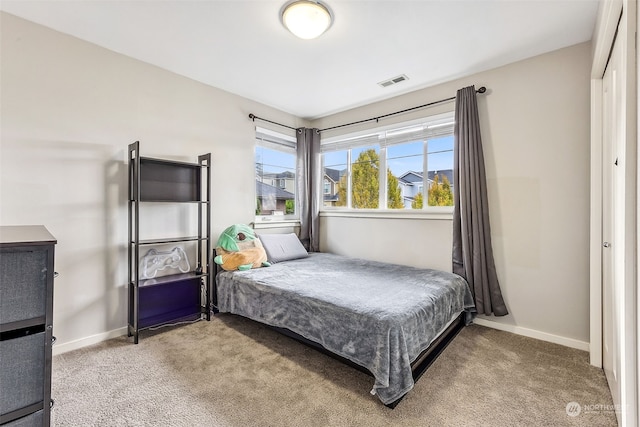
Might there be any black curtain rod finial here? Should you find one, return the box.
[477,87,486,94]
[246,113,297,131]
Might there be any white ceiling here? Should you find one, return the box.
[0,0,600,120]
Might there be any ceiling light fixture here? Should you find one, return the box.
[281,1,333,40]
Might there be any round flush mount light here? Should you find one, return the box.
[281,1,333,40]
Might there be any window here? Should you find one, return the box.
[255,128,297,219]
[321,112,454,210]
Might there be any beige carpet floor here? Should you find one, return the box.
[51,314,617,426]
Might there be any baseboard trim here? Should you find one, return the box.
[52,320,590,355]
[472,318,590,352]
[52,327,128,356]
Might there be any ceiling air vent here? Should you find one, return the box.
[378,74,409,88]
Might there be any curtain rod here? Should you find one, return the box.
[248,86,487,134]
[320,86,486,132]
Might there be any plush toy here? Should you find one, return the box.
[214,224,271,271]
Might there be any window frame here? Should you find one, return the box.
[254,127,299,224]
[320,112,455,217]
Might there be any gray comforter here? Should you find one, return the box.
[216,252,475,404]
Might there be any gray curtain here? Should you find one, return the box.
[452,86,508,316]
[296,127,321,252]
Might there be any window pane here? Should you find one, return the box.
[255,145,296,216]
[387,140,423,209]
[427,135,454,206]
[351,146,379,209]
[323,150,347,207]
[319,113,454,211]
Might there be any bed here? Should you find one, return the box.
[214,234,475,407]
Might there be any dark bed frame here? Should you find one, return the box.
[212,268,466,408]
[267,312,465,408]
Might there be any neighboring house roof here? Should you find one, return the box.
[398,169,454,185]
[324,167,342,183]
[324,193,339,202]
[255,180,294,200]
[399,171,423,184]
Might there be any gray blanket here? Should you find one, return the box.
[216,252,475,404]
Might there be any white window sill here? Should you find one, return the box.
[319,208,453,220]
[253,218,301,229]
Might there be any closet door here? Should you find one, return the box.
[601,27,622,423]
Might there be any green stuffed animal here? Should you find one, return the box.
[214,224,271,271]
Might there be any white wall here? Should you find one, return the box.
[320,215,454,272]
[312,42,593,348]
[0,12,305,352]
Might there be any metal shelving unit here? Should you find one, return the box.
[127,141,211,343]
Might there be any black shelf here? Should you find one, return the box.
[134,236,207,246]
[129,200,210,204]
[135,156,203,202]
[137,272,209,288]
[128,141,212,344]
[138,310,202,331]
[137,279,202,329]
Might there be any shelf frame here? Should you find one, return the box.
[127,141,212,344]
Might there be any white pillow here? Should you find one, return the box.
[258,233,309,263]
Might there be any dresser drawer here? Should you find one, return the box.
[0,249,49,324]
[1,409,43,427]
[0,332,45,416]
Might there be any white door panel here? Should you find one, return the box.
[602,28,624,426]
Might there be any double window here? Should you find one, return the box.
[255,129,297,219]
[321,112,455,210]
[254,113,455,221]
